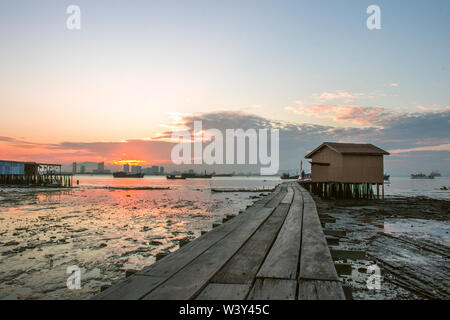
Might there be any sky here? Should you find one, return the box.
[0,0,449,175]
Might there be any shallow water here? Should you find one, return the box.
[0,176,280,300]
[384,177,450,200]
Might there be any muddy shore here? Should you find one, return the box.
[314,195,449,299]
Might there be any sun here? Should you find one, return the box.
[110,160,147,166]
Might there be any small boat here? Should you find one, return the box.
[181,172,212,179]
[280,173,299,180]
[213,173,233,177]
[430,171,441,178]
[383,174,390,181]
[113,172,145,178]
[410,173,434,179]
[166,175,186,180]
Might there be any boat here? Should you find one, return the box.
[430,171,441,178]
[166,175,186,180]
[213,173,233,177]
[410,172,434,179]
[181,171,212,179]
[383,174,390,181]
[113,172,145,178]
[280,173,299,180]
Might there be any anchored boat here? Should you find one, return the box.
[113,172,144,178]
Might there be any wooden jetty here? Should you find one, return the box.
[94,181,345,300]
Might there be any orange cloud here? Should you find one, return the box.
[285,104,396,126]
[389,143,450,154]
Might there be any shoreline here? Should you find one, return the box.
[314,194,449,299]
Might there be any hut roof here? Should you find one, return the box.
[305,142,390,158]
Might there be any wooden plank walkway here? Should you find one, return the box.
[93,182,345,300]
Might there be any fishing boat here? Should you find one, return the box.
[383,174,390,181]
[166,175,186,180]
[429,171,441,178]
[280,173,299,180]
[410,172,434,179]
[213,173,233,177]
[181,171,212,179]
[113,172,145,178]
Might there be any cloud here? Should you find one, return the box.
[285,103,398,126]
[389,143,450,154]
[311,90,358,102]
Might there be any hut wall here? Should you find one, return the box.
[341,154,384,183]
[310,148,343,182]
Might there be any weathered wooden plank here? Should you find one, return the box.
[195,283,251,300]
[247,279,297,300]
[211,204,290,284]
[298,188,339,281]
[92,275,164,300]
[141,206,276,299]
[252,185,282,206]
[138,202,278,278]
[298,280,345,300]
[256,188,303,280]
[264,186,288,208]
[280,186,294,204]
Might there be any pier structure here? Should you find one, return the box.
[299,181,384,200]
[94,181,345,300]
[0,160,73,187]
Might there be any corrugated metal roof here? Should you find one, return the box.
[305,142,390,158]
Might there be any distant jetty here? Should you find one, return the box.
[0,160,73,187]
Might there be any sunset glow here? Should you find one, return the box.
[110,160,147,166]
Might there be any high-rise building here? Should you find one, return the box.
[80,165,85,174]
[93,161,110,174]
[159,167,164,174]
[72,162,77,174]
[123,164,129,173]
[131,165,142,174]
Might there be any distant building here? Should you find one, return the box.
[123,164,129,173]
[305,142,389,183]
[80,165,86,174]
[159,167,164,174]
[151,166,159,175]
[93,162,110,174]
[131,165,142,174]
[72,162,77,174]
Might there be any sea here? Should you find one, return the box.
[0,175,448,299]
